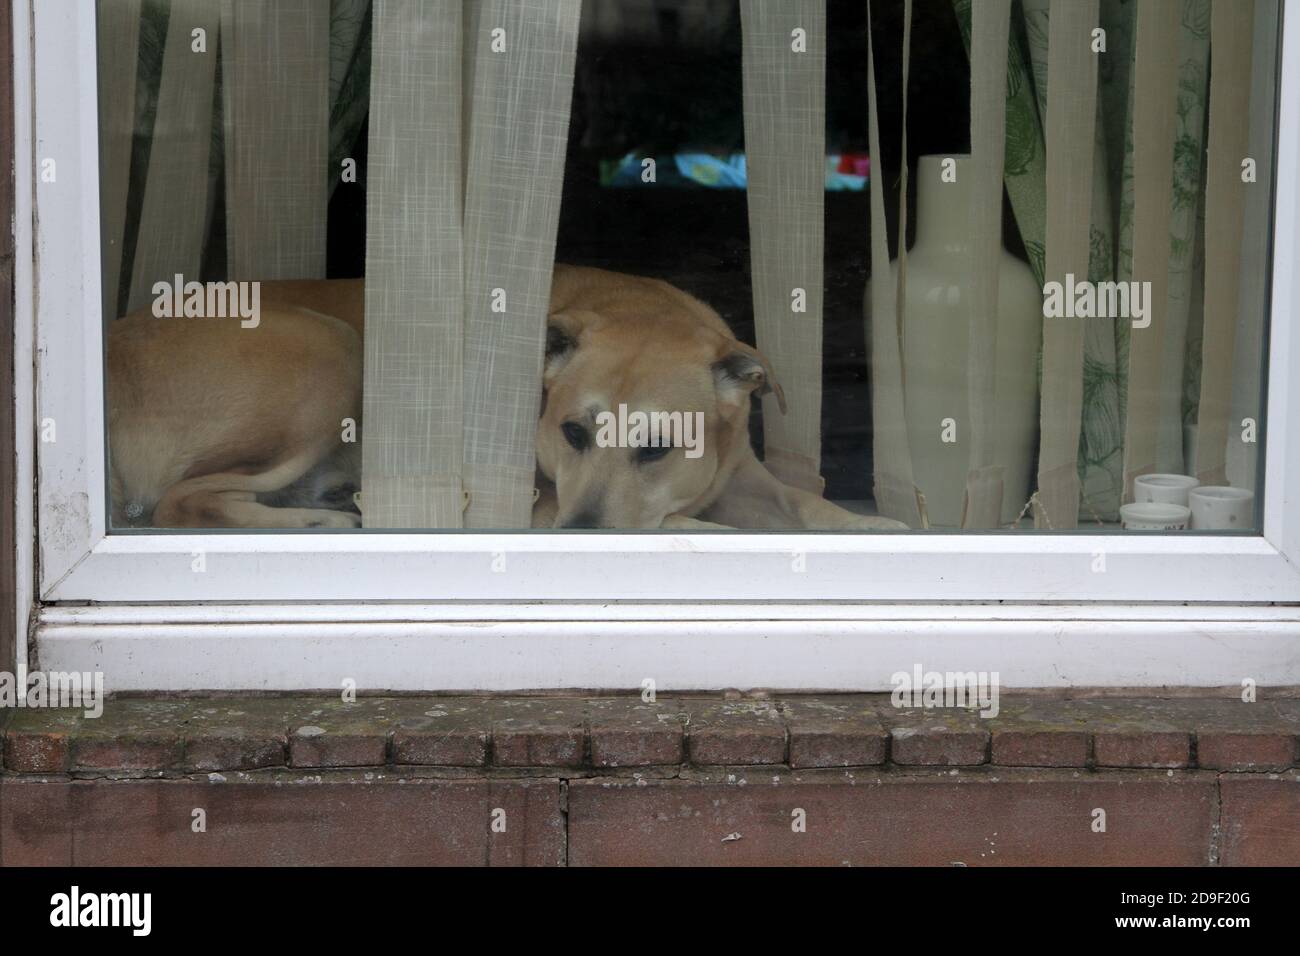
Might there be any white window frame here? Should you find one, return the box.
[14,0,1300,690]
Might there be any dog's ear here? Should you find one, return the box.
[544,311,589,385]
[712,340,787,414]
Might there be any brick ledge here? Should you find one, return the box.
[2,693,1297,775]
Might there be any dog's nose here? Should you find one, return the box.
[556,510,601,529]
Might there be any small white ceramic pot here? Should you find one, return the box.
[1188,486,1255,530]
[1133,474,1199,508]
[1120,502,1191,531]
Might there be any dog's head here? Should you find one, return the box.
[537,277,783,529]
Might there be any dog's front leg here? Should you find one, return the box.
[702,452,910,531]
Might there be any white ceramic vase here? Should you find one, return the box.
[866,155,1042,527]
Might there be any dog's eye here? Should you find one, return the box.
[561,421,590,452]
[636,444,672,464]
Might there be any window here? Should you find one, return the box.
[18,0,1300,691]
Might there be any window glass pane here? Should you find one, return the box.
[98,0,1280,534]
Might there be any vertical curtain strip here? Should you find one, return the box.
[1195,0,1255,486]
[895,0,912,396]
[461,0,483,191]
[1227,0,1279,491]
[361,0,465,529]
[1155,3,1211,474]
[97,0,142,320]
[740,0,826,494]
[125,0,220,313]
[953,0,1046,284]
[1035,0,1099,530]
[866,0,922,529]
[961,0,1011,530]
[1119,0,1181,503]
[1111,8,1140,477]
[461,0,581,528]
[1023,0,1123,523]
[221,0,330,280]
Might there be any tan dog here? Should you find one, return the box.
[107,265,905,530]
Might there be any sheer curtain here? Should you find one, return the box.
[1227,1,1280,494]
[1196,1,1256,487]
[361,0,466,529]
[96,0,142,321]
[363,0,581,528]
[221,0,330,280]
[963,0,1013,529]
[740,0,827,495]
[123,0,220,313]
[1035,0,1098,530]
[865,0,923,529]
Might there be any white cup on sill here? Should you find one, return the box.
[1120,502,1191,531]
[1189,486,1255,530]
[1133,473,1199,508]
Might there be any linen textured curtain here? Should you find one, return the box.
[123,0,220,313]
[1035,0,1099,530]
[363,0,581,529]
[865,0,924,529]
[1225,1,1279,494]
[221,0,331,280]
[362,0,582,528]
[458,0,582,528]
[1196,1,1256,487]
[1118,0,1182,509]
[963,0,1013,529]
[740,0,827,495]
[97,0,142,321]
[361,0,466,529]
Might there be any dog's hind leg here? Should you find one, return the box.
[257,440,362,515]
[152,448,361,529]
